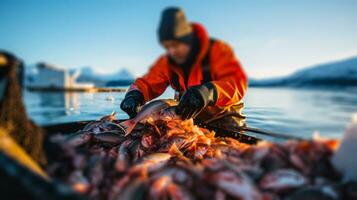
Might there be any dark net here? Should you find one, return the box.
[0,52,46,165]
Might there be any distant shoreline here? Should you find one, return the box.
[249,56,357,88]
[26,86,127,93]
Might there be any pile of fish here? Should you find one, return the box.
[47,100,357,200]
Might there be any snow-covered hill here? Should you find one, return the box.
[75,66,135,86]
[250,56,357,87]
[25,63,135,87]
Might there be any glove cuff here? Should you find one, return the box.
[193,82,217,106]
[205,82,217,105]
[124,90,144,105]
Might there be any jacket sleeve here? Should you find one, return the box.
[210,41,248,107]
[128,56,170,102]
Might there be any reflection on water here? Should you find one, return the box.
[24,91,127,125]
[37,92,80,115]
[243,87,357,139]
[24,87,357,139]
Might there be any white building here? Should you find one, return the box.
[26,62,94,90]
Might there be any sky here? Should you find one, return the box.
[1,0,357,78]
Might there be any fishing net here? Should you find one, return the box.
[0,51,46,165]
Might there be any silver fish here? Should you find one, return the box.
[92,131,124,144]
[260,169,307,192]
[120,99,178,136]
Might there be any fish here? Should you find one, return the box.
[259,169,307,192]
[113,178,146,200]
[142,152,172,163]
[166,182,194,200]
[83,111,117,134]
[62,131,93,147]
[120,99,178,136]
[92,130,125,144]
[68,170,90,194]
[149,176,172,199]
[287,186,340,200]
[115,140,132,172]
[206,170,262,200]
[100,111,116,122]
[127,153,172,177]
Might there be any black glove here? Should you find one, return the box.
[120,90,144,118]
[176,83,217,120]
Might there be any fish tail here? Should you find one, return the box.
[120,120,136,136]
[111,110,116,116]
[168,143,182,157]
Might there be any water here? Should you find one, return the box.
[24,87,357,139]
[243,87,357,139]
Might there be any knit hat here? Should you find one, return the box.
[158,7,194,44]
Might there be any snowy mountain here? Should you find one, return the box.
[75,66,135,86]
[250,56,357,87]
[25,64,134,87]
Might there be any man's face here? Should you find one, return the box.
[162,40,190,64]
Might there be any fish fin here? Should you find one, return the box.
[111,110,116,116]
[120,120,136,136]
[168,143,182,157]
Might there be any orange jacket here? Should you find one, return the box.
[129,23,248,108]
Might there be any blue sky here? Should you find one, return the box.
[1,0,356,78]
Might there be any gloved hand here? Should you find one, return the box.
[120,90,144,118]
[176,83,217,120]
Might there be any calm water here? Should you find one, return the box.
[24,87,357,139]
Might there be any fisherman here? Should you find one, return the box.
[120,7,248,129]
